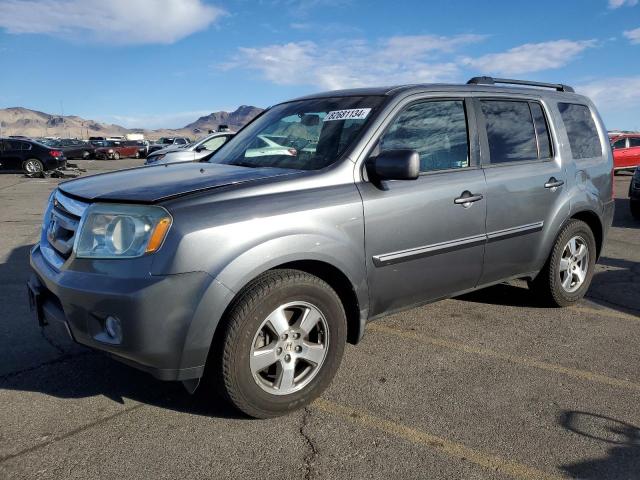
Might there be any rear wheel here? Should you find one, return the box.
[529,219,596,307]
[631,200,640,220]
[23,158,44,174]
[82,150,90,159]
[134,151,140,159]
[210,269,347,418]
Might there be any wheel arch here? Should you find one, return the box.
[570,209,604,259]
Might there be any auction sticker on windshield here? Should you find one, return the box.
[324,108,372,122]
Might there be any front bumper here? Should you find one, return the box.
[29,243,216,381]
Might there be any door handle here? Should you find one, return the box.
[544,178,565,189]
[454,191,484,207]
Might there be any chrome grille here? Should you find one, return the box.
[41,190,89,269]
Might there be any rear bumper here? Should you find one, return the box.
[44,158,66,171]
[29,243,218,381]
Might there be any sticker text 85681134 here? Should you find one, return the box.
[324,108,372,122]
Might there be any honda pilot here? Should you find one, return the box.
[28,77,614,418]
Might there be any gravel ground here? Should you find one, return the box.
[1,159,638,480]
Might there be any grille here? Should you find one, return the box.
[41,190,89,268]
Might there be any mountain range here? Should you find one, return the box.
[0,106,264,139]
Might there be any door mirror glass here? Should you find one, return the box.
[369,149,420,180]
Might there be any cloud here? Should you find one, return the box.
[624,27,640,44]
[577,76,640,110]
[461,40,596,75]
[270,0,352,16]
[608,0,638,8]
[224,34,486,90]
[0,0,224,44]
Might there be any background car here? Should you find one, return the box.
[135,140,150,158]
[147,137,190,155]
[610,133,640,171]
[145,132,234,165]
[244,134,299,158]
[43,138,95,160]
[94,140,140,160]
[630,167,640,219]
[0,137,66,173]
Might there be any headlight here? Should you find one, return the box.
[75,204,172,258]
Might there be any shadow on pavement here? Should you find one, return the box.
[558,411,640,479]
[0,244,246,421]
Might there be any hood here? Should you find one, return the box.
[58,162,300,203]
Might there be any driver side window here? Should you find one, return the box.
[379,100,470,172]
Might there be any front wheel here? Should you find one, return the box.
[113,152,120,160]
[210,269,347,418]
[529,220,596,307]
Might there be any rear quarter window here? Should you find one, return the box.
[558,103,602,159]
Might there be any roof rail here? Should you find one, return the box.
[467,76,575,93]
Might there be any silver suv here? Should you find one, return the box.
[28,77,614,418]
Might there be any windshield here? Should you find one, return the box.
[209,96,384,170]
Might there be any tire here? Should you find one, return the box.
[82,150,90,159]
[529,219,597,307]
[134,151,140,159]
[23,158,44,174]
[209,269,347,418]
[631,200,640,220]
[113,152,120,160]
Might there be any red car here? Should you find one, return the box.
[94,141,141,160]
[610,134,640,170]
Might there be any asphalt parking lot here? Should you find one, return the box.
[1,159,638,480]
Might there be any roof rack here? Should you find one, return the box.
[467,76,575,93]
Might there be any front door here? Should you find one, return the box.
[475,98,568,285]
[358,98,487,317]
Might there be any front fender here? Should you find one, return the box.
[176,234,368,373]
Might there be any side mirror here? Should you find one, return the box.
[195,145,207,152]
[369,149,420,181]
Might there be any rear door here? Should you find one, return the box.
[475,98,568,285]
[358,97,487,316]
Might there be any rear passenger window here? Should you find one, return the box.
[529,103,553,159]
[558,103,602,159]
[613,138,627,150]
[480,100,538,163]
[629,138,640,148]
[379,100,469,172]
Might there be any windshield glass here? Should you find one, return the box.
[209,96,385,170]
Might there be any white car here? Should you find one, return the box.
[145,132,234,166]
[244,135,298,158]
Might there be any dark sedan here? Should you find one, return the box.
[46,139,95,159]
[630,167,640,219]
[0,138,66,173]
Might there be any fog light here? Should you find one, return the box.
[105,315,122,342]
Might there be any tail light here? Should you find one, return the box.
[49,150,63,158]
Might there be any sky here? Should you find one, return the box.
[0,0,639,130]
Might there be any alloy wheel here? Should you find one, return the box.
[25,160,42,173]
[559,235,589,293]
[250,301,329,396]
